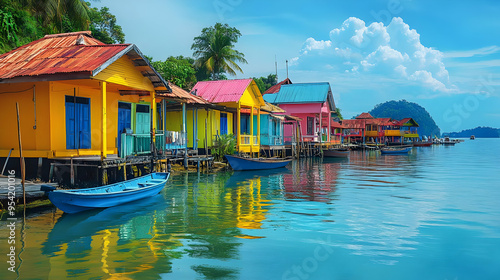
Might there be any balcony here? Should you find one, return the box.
[120,130,187,157]
[385,130,402,137]
[239,135,259,153]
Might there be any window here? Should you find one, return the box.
[65,96,91,149]
[307,117,314,135]
[240,114,250,134]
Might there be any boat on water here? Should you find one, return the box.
[442,137,456,145]
[225,155,292,171]
[470,135,475,140]
[380,146,412,155]
[323,148,350,158]
[42,172,170,214]
[413,141,433,147]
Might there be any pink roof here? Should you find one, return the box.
[191,79,253,103]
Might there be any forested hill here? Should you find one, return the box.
[446,127,500,138]
[368,100,441,137]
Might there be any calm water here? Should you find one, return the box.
[1,139,500,280]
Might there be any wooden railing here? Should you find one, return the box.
[120,130,187,157]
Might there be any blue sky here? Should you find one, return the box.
[94,0,500,133]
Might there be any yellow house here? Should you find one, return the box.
[190,79,265,154]
[0,31,172,175]
[162,83,233,153]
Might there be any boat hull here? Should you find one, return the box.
[48,173,169,214]
[225,155,292,171]
[380,147,412,155]
[413,142,433,147]
[323,149,349,158]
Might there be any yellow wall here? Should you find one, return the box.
[94,56,154,91]
[0,82,52,157]
[165,108,233,149]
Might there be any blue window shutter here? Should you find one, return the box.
[66,102,76,149]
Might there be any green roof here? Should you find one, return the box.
[263,82,335,110]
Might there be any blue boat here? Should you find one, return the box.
[380,147,412,155]
[43,172,169,214]
[225,155,292,171]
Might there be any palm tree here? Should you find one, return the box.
[191,23,247,80]
[25,0,90,32]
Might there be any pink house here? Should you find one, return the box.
[263,82,336,143]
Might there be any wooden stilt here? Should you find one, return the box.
[16,102,26,206]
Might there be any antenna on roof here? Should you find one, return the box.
[286,60,289,79]
[275,55,278,81]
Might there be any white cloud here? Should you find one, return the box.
[444,46,500,58]
[301,38,332,54]
[295,17,456,93]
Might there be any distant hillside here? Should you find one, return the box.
[445,127,500,138]
[369,100,441,137]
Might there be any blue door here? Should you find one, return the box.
[220,113,228,135]
[66,96,91,149]
[240,114,250,134]
[118,102,132,151]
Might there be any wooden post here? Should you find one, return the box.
[70,158,74,186]
[250,106,254,156]
[205,118,208,158]
[16,103,26,206]
[237,103,241,153]
[101,82,107,159]
[257,107,261,157]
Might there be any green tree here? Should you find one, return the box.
[25,0,90,32]
[150,56,197,90]
[88,5,124,44]
[191,23,247,80]
[252,73,277,93]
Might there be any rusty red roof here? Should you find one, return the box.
[158,83,211,104]
[356,112,374,119]
[191,79,253,103]
[0,31,129,81]
[263,78,292,95]
[341,119,366,129]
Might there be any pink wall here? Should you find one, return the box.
[278,103,333,141]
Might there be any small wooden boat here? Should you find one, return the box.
[42,172,169,214]
[225,155,292,171]
[380,147,412,155]
[413,141,433,147]
[323,148,349,158]
[470,135,475,140]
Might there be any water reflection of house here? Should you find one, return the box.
[282,159,340,203]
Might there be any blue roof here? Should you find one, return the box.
[263,82,335,110]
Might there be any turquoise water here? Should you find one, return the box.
[1,139,500,279]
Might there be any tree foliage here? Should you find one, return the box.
[88,5,125,44]
[252,74,277,93]
[0,0,123,54]
[150,56,197,90]
[191,23,247,80]
[446,127,500,138]
[369,100,441,137]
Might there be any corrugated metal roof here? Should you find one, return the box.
[341,119,366,129]
[356,112,374,119]
[191,79,253,103]
[157,83,211,104]
[0,31,128,80]
[265,82,331,104]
